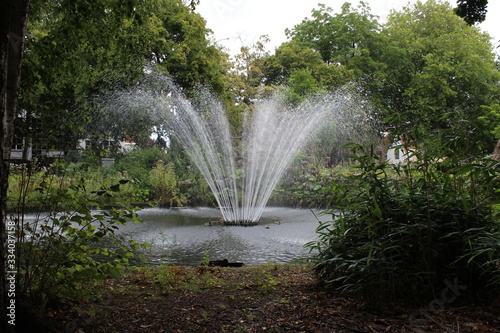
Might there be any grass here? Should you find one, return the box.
[7,163,145,210]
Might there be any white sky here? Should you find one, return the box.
[196,0,500,57]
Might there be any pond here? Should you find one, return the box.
[118,207,330,266]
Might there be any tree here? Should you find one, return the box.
[150,0,229,95]
[221,36,274,138]
[19,0,230,156]
[479,104,500,139]
[20,0,155,155]
[286,69,322,104]
[261,1,384,99]
[263,41,357,91]
[286,2,383,78]
[378,0,500,154]
[263,41,325,86]
[455,0,488,25]
[276,1,386,115]
[1,0,30,331]
[231,35,272,106]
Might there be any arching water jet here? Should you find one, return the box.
[164,82,339,225]
[98,75,369,226]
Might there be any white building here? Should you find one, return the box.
[385,142,417,164]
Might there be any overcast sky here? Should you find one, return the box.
[196,0,500,57]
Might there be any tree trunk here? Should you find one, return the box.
[1,0,30,332]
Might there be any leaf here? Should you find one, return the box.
[110,184,121,192]
[92,190,107,196]
[70,215,83,223]
[107,267,122,279]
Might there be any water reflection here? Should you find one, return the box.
[118,207,329,266]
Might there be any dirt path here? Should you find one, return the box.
[47,265,499,333]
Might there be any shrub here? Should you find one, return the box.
[271,164,358,208]
[9,164,149,328]
[307,143,499,305]
[111,146,214,206]
[149,161,187,207]
[8,161,144,210]
[112,146,170,187]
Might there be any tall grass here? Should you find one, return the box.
[7,161,141,210]
[149,160,187,207]
[307,143,499,305]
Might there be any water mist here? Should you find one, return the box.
[99,76,366,225]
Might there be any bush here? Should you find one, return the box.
[271,164,357,208]
[9,163,149,328]
[307,143,499,305]
[112,146,170,187]
[149,161,187,207]
[112,146,215,206]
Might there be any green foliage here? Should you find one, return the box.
[307,143,499,305]
[112,146,170,187]
[271,164,356,208]
[478,104,500,139]
[455,0,488,25]
[22,0,152,151]
[178,172,216,207]
[8,161,142,210]
[285,2,383,83]
[151,0,229,95]
[15,146,215,208]
[230,35,273,107]
[379,0,500,153]
[287,2,382,67]
[149,160,187,207]
[21,0,230,154]
[10,163,149,308]
[263,0,498,154]
[263,42,333,87]
[263,3,379,92]
[113,145,212,206]
[284,69,322,105]
[149,143,216,206]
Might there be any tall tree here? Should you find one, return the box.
[230,35,272,106]
[1,0,30,331]
[263,41,356,90]
[286,2,383,77]
[151,0,229,95]
[263,41,324,86]
[378,0,499,153]
[19,0,230,155]
[455,0,488,25]
[20,0,155,154]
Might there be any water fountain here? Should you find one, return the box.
[100,75,364,226]
[163,83,342,225]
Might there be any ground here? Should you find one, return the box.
[47,265,499,333]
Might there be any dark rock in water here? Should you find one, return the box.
[207,259,244,267]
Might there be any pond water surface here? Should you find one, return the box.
[120,207,330,266]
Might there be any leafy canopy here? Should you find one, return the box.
[20,0,230,154]
[286,2,383,76]
[455,0,488,25]
[377,0,499,153]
